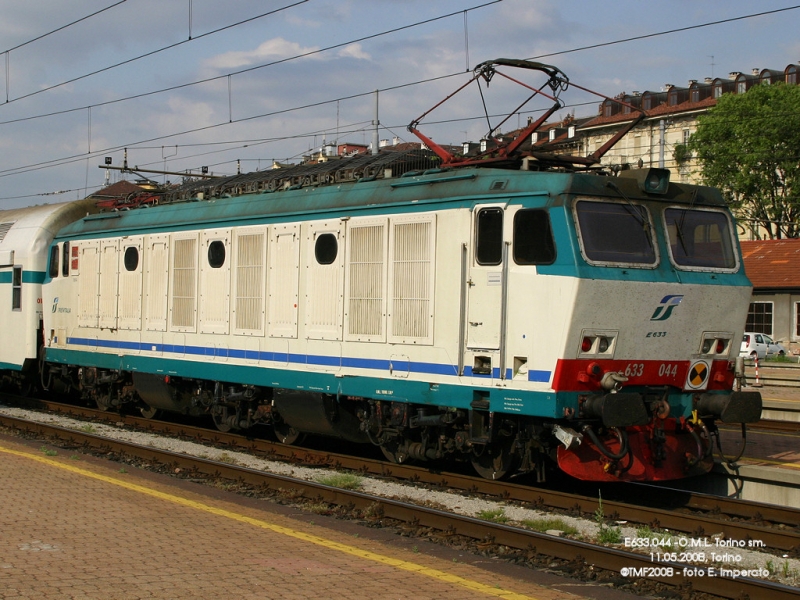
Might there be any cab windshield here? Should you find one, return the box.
[574,199,656,266]
[665,208,736,269]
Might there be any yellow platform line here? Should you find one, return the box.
[740,456,800,469]
[0,444,538,600]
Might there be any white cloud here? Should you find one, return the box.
[337,43,371,61]
[205,38,320,71]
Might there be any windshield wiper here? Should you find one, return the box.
[605,181,653,248]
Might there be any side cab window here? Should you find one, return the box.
[476,207,503,265]
[49,245,60,278]
[513,209,556,264]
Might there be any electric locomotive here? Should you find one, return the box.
[39,60,761,482]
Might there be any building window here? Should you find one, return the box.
[746,301,773,335]
[737,80,747,94]
[787,66,797,85]
[683,129,690,144]
[714,85,723,98]
[795,302,800,337]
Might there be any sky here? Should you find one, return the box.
[0,0,799,209]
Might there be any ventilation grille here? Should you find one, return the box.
[391,221,431,339]
[348,224,385,337]
[0,222,14,242]
[235,232,265,332]
[171,238,197,329]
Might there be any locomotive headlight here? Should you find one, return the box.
[700,333,732,356]
[581,337,594,352]
[597,337,610,353]
[618,167,670,195]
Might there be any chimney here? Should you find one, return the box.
[752,68,760,76]
[704,77,713,84]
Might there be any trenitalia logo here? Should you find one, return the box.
[650,295,683,321]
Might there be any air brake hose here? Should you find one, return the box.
[582,425,629,460]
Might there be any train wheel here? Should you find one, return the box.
[139,405,159,419]
[470,438,518,480]
[274,421,305,445]
[17,377,34,398]
[212,407,234,433]
[380,442,410,464]
[95,389,113,412]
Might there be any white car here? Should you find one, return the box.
[740,332,787,359]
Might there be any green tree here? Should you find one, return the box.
[689,82,800,239]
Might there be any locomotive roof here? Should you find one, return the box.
[56,151,726,241]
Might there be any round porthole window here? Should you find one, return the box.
[315,233,337,265]
[208,240,226,268]
[124,246,139,271]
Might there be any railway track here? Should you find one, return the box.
[1,408,798,600]
[3,396,800,550]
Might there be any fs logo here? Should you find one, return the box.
[51,297,59,313]
[650,294,683,321]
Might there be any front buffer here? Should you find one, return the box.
[554,389,762,482]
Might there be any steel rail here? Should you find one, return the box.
[3,399,800,553]
[1,414,798,600]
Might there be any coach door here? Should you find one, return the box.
[466,205,506,353]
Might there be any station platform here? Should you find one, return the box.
[706,385,800,505]
[0,433,634,600]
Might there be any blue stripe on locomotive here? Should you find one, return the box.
[46,344,559,417]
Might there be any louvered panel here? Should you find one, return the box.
[268,225,299,338]
[388,215,435,344]
[145,235,169,332]
[0,222,14,242]
[170,235,197,332]
[345,220,386,342]
[118,240,143,331]
[233,228,266,335]
[98,240,119,329]
[78,243,100,327]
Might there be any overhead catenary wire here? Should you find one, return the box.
[2,0,127,103]
[0,0,310,107]
[0,1,501,127]
[1,3,798,200]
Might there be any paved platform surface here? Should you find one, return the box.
[0,433,637,600]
